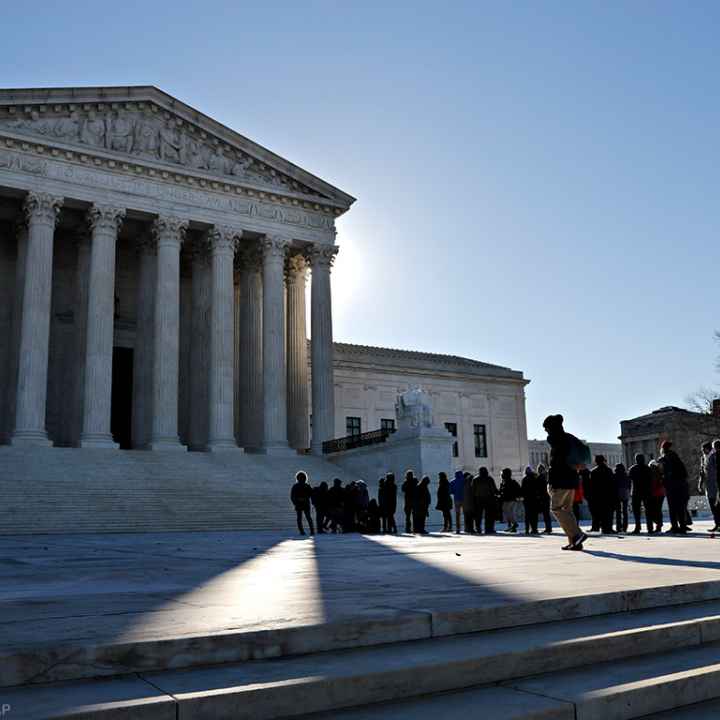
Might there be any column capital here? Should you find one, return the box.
[285,252,308,285]
[24,192,63,228]
[208,225,239,255]
[261,234,290,262]
[88,204,125,235]
[152,215,188,249]
[307,244,338,271]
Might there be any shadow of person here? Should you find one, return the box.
[583,548,720,571]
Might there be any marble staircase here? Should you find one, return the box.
[0,447,360,534]
[5,578,720,719]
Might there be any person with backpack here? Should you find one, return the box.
[657,440,689,534]
[521,466,542,535]
[473,467,498,534]
[436,472,453,532]
[384,473,398,534]
[327,478,345,533]
[449,470,464,534]
[543,414,588,551]
[290,471,315,536]
[311,481,329,534]
[401,470,418,533]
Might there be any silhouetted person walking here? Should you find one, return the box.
[521,466,541,535]
[291,471,315,536]
[629,454,653,534]
[401,470,418,533]
[384,473,398,534]
[436,472,453,531]
[463,471,475,533]
[414,476,432,534]
[544,414,587,551]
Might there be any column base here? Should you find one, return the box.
[80,433,119,449]
[207,440,244,453]
[259,443,298,457]
[148,438,186,452]
[10,430,52,447]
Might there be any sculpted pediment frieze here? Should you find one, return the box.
[0,104,325,199]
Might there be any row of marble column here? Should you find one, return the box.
[6,190,337,454]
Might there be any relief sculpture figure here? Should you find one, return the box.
[80,110,106,148]
[159,118,183,163]
[133,112,161,158]
[108,111,135,153]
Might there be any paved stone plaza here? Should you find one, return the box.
[4,524,720,655]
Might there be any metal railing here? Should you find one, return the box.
[322,427,395,454]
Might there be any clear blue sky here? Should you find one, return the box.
[6,1,720,442]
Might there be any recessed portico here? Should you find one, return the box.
[0,85,355,454]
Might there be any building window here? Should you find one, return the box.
[445,422,459,457]
[346,416,361,437]
[381,418,396,433]
[474,424,488,458]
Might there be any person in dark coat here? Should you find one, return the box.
[521,466,541,535]
[463,472,476,533]
[589,455,616,533]
[473,467,498,534]
[327,478,344,533]
[613,464,630,533]
[401,470,418,533]
[543,414,586,550]
[413,476,432,534]
[384,473,398,534]
[537,463,553,533]
[578,468,594,529]
[367,499,381,534]
[290,471,315,536]
[657,440,689,534]
[436,472,453,532]
[629,454,653,534]
[311,481,329,534]
[499,468,522,532]
[377,477,387,533]
[343,480,357,533]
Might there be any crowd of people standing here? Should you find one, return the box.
[290,413,720,549]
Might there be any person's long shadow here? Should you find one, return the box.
[583,548,720,571]
[311,531,524,624]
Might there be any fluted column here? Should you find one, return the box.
[237,244,263,450]
[80,205,125,448]
[71,229,91,446]
[188,235,210,450]
[261,235,293,455]
[286,253,309,450]
[207,225,240,451]
[309,244,338,454]
[132,234,156,449]
[4,221,28,442]
[11,192,63,446]
[149,215,187,450]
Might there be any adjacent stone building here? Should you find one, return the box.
[332,344,530,475]
[619,404,720,485]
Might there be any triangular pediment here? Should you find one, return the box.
[0,86,355,210]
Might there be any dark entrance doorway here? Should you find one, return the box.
[111,347,134,450]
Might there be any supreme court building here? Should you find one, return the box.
[0,86,354,455]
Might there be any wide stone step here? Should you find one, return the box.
[640,699,720,718]
[6,581,720,688]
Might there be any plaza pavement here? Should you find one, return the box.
[3,521,720,656]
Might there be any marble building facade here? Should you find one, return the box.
[330,344,530,474]
[0,86,354,455]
